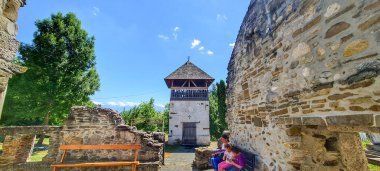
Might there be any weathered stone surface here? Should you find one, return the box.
[302,117,326,126]
[0,134,36,163]
[227,0,378,170]
[326,114,373,126]
[2,0,22,22]
[364,0,380,11]
[337,133,368,171]
[292,42,310,59]
[343,39,369,57]
[325,4,355,23]
[292,15,321,38]
[324,3,340,18]
[370,105,380,111]
[358,15,380,31]
[325,22,350,38]
[0,31,19,61]
[193,147,218,169]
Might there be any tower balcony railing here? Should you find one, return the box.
[170,89,209,101]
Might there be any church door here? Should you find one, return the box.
[182,122,197,145]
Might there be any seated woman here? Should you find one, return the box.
[225,147,245,171]
[211,134,230,171]
[217,143,233,171]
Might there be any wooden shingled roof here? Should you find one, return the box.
[165,60,214,80]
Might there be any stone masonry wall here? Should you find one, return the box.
[0,126,62,165]
[0,107,164,171]
[0,134,35,163]
[0,0,27,118]
[61,107,164,163]
[227,0,380,170]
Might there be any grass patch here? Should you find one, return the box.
[34,137,49,145]
[369,163,380,171]
[362,139,372,149]
[30,150,48,162]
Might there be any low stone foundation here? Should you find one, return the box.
[193,147,218,169]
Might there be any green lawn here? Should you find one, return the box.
[34,137,50,145]
[369,163,380,171]
[30,150,48,162]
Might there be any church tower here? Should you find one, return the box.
[164,59,214,145]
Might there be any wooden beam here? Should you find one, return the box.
[51,161,139,167]
[170,87,208,90]
[59,144,142,150]
[181,80,188,87]
[60,150,67,163]
[190,80,198,87]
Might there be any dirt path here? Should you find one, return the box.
[161,146,214,171]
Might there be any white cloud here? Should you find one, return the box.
[92,101,102,105]
[172,26,180,40]
[207,50,214,55]
[198,46,204,51]
[92,100,165,108]
[229,43,235,47]
[191,39,201,48]
[92,6,100,16]
[103,101,141,107]
[217,14,227,22]
[155,104,166,108]
[158,34,169,40]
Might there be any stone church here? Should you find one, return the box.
[164,59,214,145]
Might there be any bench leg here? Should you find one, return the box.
[132,164,137,171]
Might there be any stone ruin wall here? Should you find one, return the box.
[227,0,380,170]
[0,0,27,117]
[0,107,164,171]
[61,107,164,163]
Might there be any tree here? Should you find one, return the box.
[216,80,227,135]
[209,80,228,139]
[1,12,100,134]
[162,104,170,132]
[121,98,165,132]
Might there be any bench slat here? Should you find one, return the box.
[59,144,141,150]
[52,161,139,167]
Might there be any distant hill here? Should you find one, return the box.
[98,104,165,112]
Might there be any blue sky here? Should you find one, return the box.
[16,0,249,111]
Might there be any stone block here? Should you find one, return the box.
[325,3,355,23]
[326,114,373,126]
[358,15,380,31]
[343,39,369,57]
[325,21,350,38]
[302,117,326,126]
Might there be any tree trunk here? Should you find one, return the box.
[36,111,50,146]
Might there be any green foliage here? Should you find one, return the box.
[369,163,380,171]
[1,12,100,126]
[209,80,228,139]
[121,98,168,132]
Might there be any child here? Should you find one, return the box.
[217,143,233,171]
[225,147,245,171]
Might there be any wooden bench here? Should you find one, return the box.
[51,144,141,171]
[238,147,257,171]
